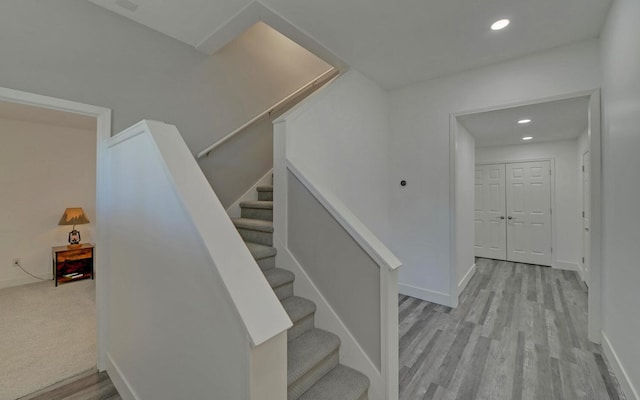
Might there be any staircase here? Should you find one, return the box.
[232,184,370,400]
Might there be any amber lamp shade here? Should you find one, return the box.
[58,208,90,247]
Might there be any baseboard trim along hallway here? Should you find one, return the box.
[602,331,639,400]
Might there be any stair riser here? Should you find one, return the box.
[274,282,294,300]
[288,351,339,400]
[258,191,273,201]
[288,314,315,343]
[241,208,273,221]
[256,256,275,271]
[237,228,273,246]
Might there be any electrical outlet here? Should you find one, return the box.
[12,258,20,267]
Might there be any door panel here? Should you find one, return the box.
[474,164,506,259]
[506,161,552,266]
[583,152,591,285]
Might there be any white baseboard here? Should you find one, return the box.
[601,331,639,400]
[554,260,580,272]
[226,169,273,218]
[0,273,51,290]
[106,353,140,400]
[398,283,452,307]
[273,236,385,400]
[458,264,476,293]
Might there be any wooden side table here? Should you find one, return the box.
[52,244,94,286]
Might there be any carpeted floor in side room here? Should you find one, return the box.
[0,279,96,400]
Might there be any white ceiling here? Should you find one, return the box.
[0,101,96,131]
[459,96,590,148]
[86,0,611,90]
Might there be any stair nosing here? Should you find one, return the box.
[232,218,274,232]
[239,200,273,210]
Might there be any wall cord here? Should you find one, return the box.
[15,262,49,281]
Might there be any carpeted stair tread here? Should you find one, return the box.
[263,268,295,289]
[281,296,316,324]
[232,218,274,232]
[257,185,273,192]
[288,328,341,386]
[246,242,277,260]
[298,365,370,400]
[239,200,273,209]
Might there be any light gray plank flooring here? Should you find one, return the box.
[399,258,627,400]
[19,371,120,400]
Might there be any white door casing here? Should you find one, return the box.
[506,161,552,266]
[474,164,507,259]
[582,151,591,286]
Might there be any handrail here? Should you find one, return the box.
[197,68,340,159]
[286,157,402,272]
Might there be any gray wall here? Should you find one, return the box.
[0,1,329,205]
[600,0,640,393]
[287,171,381,368]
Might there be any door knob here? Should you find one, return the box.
[498,216,505,220]
[508,216,513,220]
[585,227,590,231]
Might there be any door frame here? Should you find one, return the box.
[581,150,591,286]
[0,86,112,369]
[476,158,556,267]
[450,88,602,343]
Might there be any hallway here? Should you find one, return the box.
[399,258,626,400]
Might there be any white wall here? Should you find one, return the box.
[455,121,475,290]
[285,70,391,241]
[0,117,95,289]
[600,0,640,397]
[106,121,289,399]
[476,139,581,270]
[0,1,330,206]
[389,39,601,305]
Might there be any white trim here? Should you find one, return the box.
[225,169,273,219]
[0,85,111,371]
[273,236,387,400]
[0,273,51,290]
[554,260,580,272]
[601,331,639,400]
[458,263,476,293]
[286,158,401,272]
[450,89,603,343]
[448,114,459,308]
[106,353,141,400]
[398,283,453,307]
[587,90,602,342]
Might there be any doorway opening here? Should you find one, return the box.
[450,90,602,342]
[0,87,110,398]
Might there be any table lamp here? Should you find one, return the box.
[58,208,90,248]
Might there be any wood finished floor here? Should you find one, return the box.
[399,258,626,400]
[23,258,627,400]
[19,371,120,400]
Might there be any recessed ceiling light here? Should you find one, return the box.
[522,136,533,141]
[518,118,532,124]
[491,19,510,31]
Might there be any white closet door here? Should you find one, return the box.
[474,164,507,259]
[506,161,552,266]
[582,151,591,285]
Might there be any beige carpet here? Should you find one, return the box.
[0,279,96,400]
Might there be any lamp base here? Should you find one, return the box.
[68,228,82,247]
